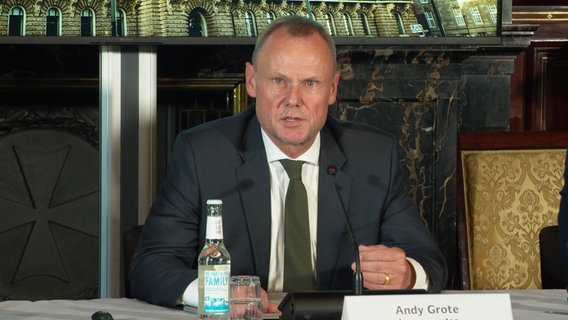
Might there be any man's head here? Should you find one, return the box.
[246,15,340,158]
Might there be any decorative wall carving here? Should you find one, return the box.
[0,0,498,38]
[0,123,99,300]
[0,56,100,299]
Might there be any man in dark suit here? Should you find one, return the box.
[559,148,568,277]
[129,15,447,311]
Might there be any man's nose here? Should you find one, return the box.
[285,84,301,106]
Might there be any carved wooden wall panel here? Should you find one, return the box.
[511,2,568,131]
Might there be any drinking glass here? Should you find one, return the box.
[229,275,263,320]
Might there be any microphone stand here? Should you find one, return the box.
[277,166,363,320]
[328,166,363,295]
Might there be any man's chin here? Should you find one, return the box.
[277,134,311,147]
[272,134,314,155]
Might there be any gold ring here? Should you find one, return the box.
[383,272,390,285]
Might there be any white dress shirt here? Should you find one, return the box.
[263,130,321,291]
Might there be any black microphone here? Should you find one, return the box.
[91,311,114,320]
[327,165,363,295]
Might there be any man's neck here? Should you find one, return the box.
[261,129,320,163]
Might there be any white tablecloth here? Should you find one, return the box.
[0,298,191,320]
[505,289,568,319]
[0,289,566,319]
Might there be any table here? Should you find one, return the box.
[449,289,568,319]
[500,289,568,319]
[0,298,190,320]
[0,290,566,319]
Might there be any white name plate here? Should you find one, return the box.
[341,293,513,320]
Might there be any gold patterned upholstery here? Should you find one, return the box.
[460,149,566,289]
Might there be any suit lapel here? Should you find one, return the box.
[316,126,350,289]
[236,117,272,289]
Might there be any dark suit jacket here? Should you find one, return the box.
[129,105,448,307]
[559,148,568,276]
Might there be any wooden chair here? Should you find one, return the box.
[457,131,568,290]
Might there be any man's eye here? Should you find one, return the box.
[273,78,284,84]
[306,81,316,87]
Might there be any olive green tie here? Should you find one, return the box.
[280,159,314,291]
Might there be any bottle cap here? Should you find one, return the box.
[206,199,223,205]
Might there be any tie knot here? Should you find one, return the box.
[280,159,304,180]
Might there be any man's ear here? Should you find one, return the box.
[328,70,341,105]
[245,62,257,98]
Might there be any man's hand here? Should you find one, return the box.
[351,244,416,289]
[261,288,281,314]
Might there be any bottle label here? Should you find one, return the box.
[201,265,230,314]
[206,216,224,239]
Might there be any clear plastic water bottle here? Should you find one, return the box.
[198,199,231,319]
